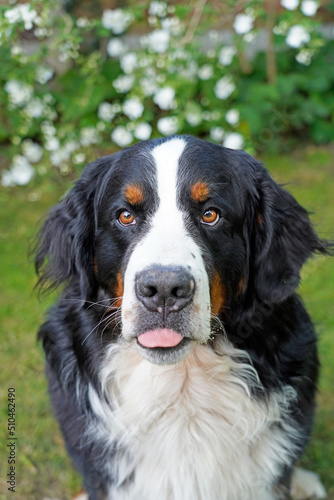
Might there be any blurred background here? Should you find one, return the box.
[0,1,333,498]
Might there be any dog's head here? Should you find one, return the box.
[35,136,328,364]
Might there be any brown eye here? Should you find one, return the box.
[119,211,136,226]
[201,209,219,226]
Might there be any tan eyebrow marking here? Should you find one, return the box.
[190,181,209,203]
[125,184,144,205]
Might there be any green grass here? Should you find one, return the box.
[0,146,333,499]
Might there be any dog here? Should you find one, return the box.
[35,136,330,500]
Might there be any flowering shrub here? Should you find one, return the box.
[0,0,333,186]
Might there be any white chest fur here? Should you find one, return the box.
[90,341,299,500]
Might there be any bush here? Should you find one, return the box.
[0,0,333,186]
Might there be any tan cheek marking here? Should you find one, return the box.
[237,274,246,295]
[191,181,209,203]
[125,184,144,205]
[93,258,98,277]
[113,271,124,309]
[210,272,226,317]
[257,213,263,226]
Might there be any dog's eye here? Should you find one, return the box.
[118,211,136,226]
[201,209,219,226]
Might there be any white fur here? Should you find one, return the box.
[291,467,326,499]
[87,338,300,500]
[121,138,211,344]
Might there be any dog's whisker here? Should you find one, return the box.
[81,309,121,345]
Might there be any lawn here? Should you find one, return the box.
[0,145,333,500]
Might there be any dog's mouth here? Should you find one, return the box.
[137,328,183,348]
[136,328,192,364]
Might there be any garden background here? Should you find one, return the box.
[0,0,333,498]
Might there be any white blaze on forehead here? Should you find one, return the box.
[152,137,186,218]
[148,138,188,262]
[121,137,211,343]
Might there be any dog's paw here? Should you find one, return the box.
[291,467,326,499]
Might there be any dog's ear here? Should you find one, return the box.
[34,158,112,296]
[250,168,330,303]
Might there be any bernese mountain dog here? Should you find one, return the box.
[35,136,331,500]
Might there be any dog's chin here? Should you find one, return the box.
[136,337,194,364]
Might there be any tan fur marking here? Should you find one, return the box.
[257,213,263,226]
[190,181,209,203]
[125,184,144,205]
[114,272,124,309]
[237,274,246,295]
[211,272,226,316]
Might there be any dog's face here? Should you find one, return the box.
[36,136,325,365]
[95,137,248,363]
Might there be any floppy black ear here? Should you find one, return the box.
[251,169,330,303]
[34,182,95,296]
[34,157,113,296]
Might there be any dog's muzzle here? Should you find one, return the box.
[135,266,196,316]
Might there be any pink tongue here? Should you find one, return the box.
[138,329,183,348]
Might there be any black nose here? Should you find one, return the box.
[135,266,195,314]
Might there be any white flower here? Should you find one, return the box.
[123,98,144,120]
[22,140,43,163]
[140,77,158,96]
[98,102,115,122]
[157,116,178,135]
[41,121,56,137]
[45,137,60,151]
[273,21,289,36]
[301,0,318,16]
[107,38,127,58]
[1,155,35,187]
[149,1,167,17]
[50,148,70,167]
[244,32,256,43]
[233,14,254,35]
[1,170,15,187]
[24,98,44,118]
[286,25,310,48]
[153,87,175,110]
[198,64,213,80]
[80,127,99,146]
[210,127,225,142]
[186,111,202,127]
[102,9,133,34]
[4,80,33,107]
[36,66,54,85]
[134,123,152,140]
[225,109,239,126]
[113,75,134,93]
[11,45,22,56]
[144,29,170,53]
[223,132,244,149]
[296,48,313,65]
[50,141,79,167]
[5,4,37,30]
[281,0,299,9]
[76,17,90,28]
[112,126,133,147]
[214,75,236,100]
[120,52,138,74]
[218,46,237,66]
[73,153,86,164]
[161,16,181,36]
[64,141,79,154]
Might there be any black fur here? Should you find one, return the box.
[35,136,332,499]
